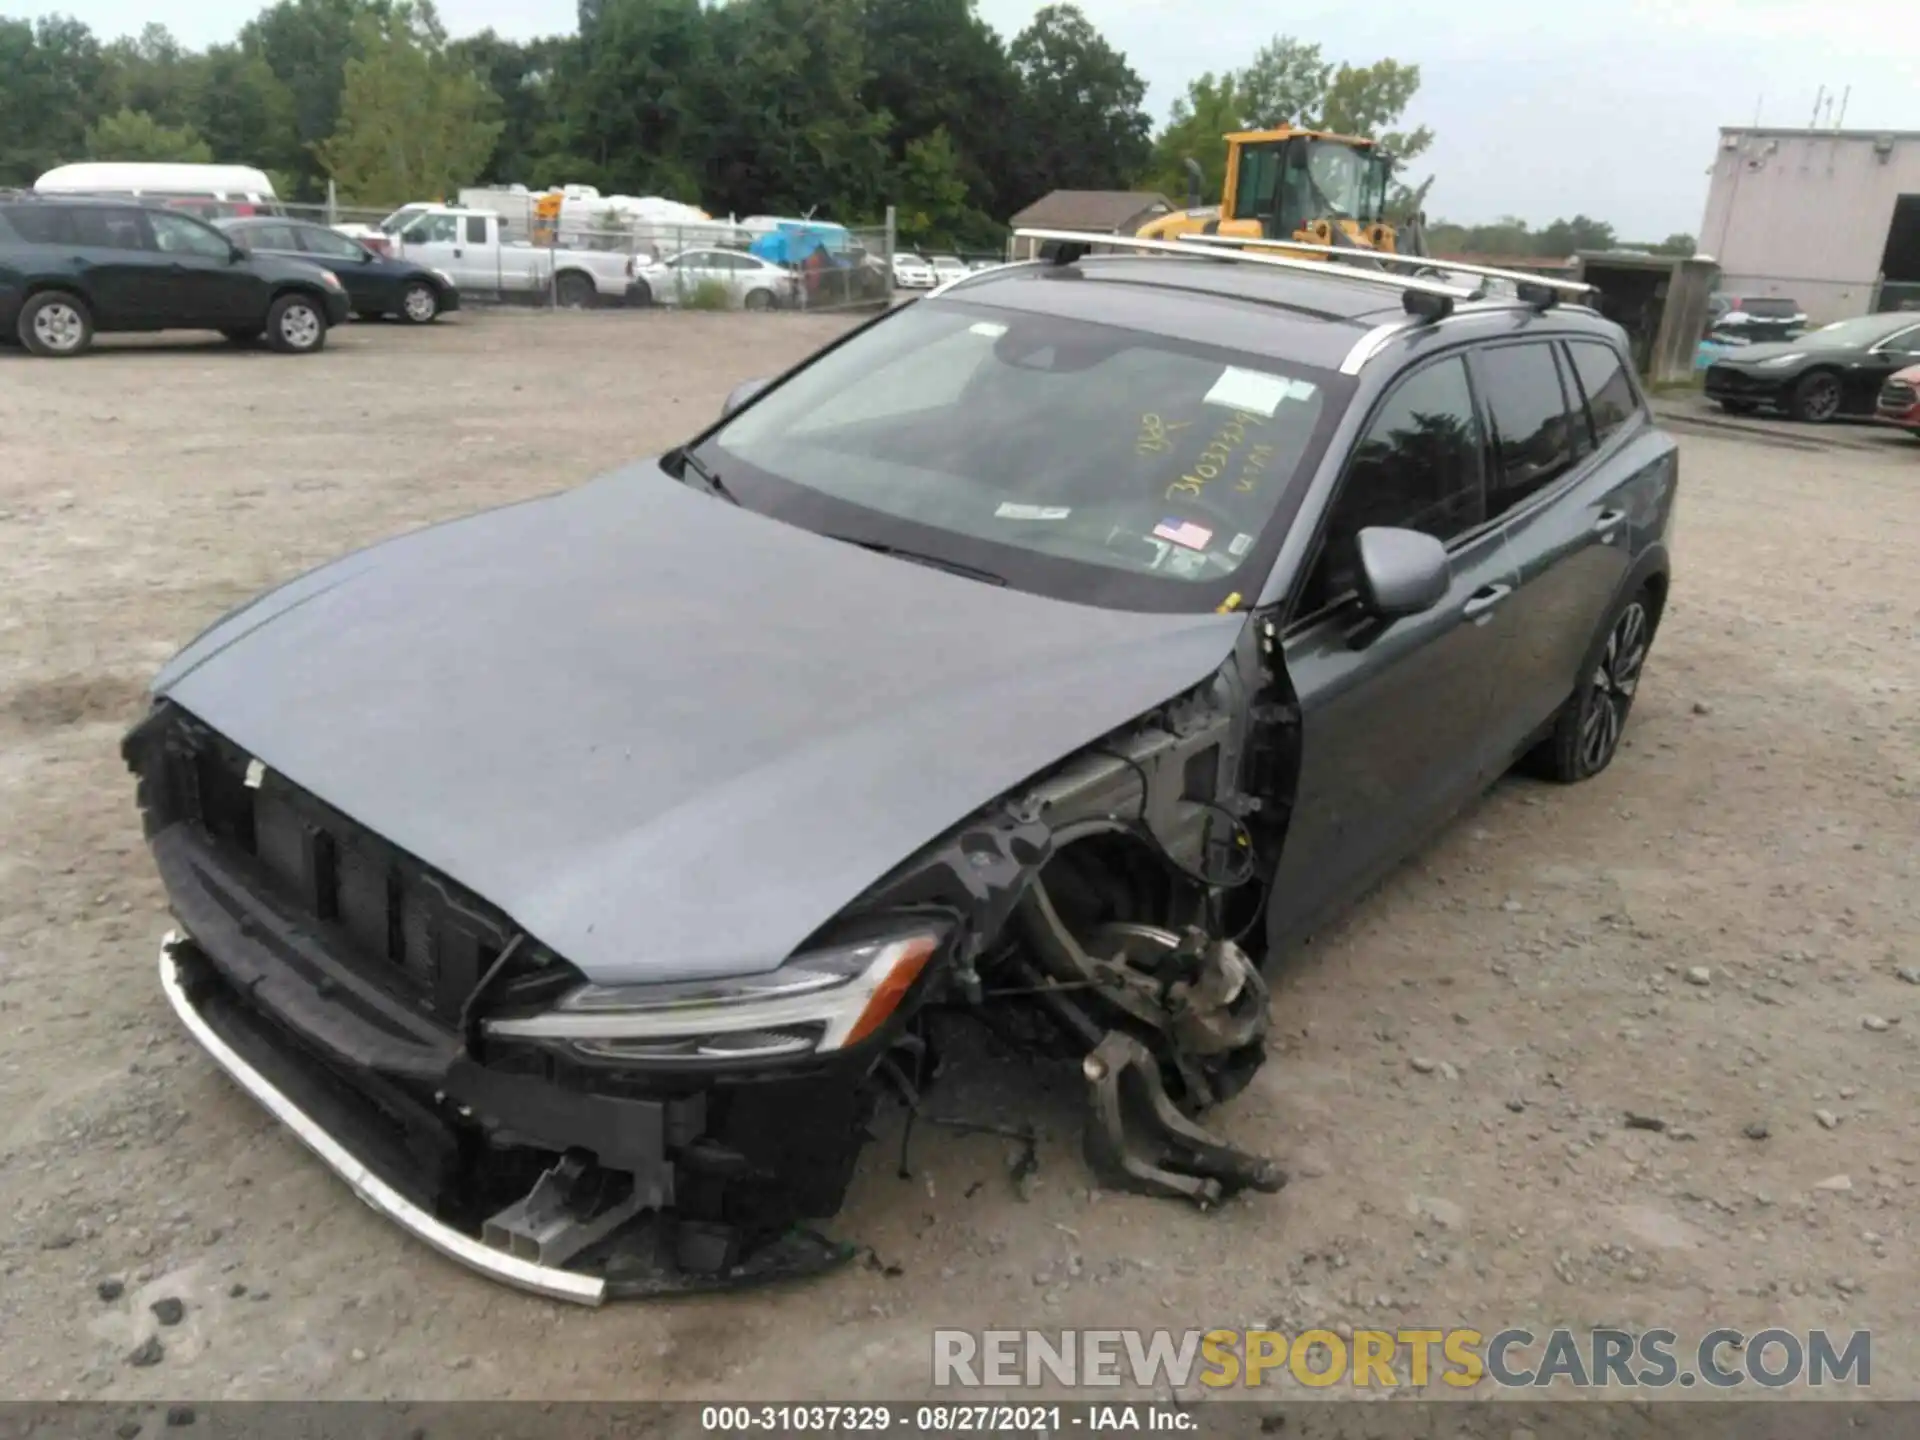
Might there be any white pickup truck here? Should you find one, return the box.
[377,205,632,307]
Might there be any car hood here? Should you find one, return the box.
[154,464,1246,986]
[1712,339,1854,366]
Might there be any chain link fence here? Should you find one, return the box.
[272,200,895,314]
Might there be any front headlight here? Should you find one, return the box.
[483,924,945,1064]
[318,268,343,291]
[432,268,455,287]
[1760,353,1804,367]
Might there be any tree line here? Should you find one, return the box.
[0,0,1683,255]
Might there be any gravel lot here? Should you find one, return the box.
[1,312,1916,1405]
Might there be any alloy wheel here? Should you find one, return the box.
[280,303,321,350]
[1800,374,1840,422]
[1578,601,1649,773]
[32,302,85,354]
[403,285,437,322]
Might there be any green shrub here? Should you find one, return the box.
[686,279,731,311]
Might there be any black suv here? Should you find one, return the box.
[0,195,351,356]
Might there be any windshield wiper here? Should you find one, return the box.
[672,447,739,505]
[831,535,1008,587]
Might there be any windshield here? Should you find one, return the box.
[695,300,1344,612]
[1304,141,1383,221]
[380,205,427,235]
[1802,315,1913,349]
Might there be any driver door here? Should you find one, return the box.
[145,209,261,327]
[1266,352,1519,948]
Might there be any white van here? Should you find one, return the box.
[33,163,282,220]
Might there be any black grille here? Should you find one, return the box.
[143,706,542,1023]
[1878,381,1916,413]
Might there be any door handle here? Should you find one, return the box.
[1594,508,1627,543]
[1462,583,1513,622]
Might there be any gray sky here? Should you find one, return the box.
[29,0,1916,237]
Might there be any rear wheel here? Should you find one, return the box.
[555,272,596,309]
[399,281,440,324]
[19,291,93,357]
[264,293,328,354]
[743,287,775,312]
[1788,370,1841,423]
[1527,587,1657,783]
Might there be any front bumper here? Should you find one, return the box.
[146,808,868,1301]
[158,931,607,1304]
[1703,364,1788,404]
[1875,382,1919,431]
[321,289,352,326]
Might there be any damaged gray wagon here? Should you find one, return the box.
[126,230,1677,1304]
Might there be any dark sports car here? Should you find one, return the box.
[1703,311,1920,422]
[216,216,459,323]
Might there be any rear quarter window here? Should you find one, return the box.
[0,205,75,244]
[1565,339,1640,447]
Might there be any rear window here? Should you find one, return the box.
[0,204,74,244]
[1738,297,1799,318]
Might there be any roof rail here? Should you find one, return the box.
[1011,227,1475,321]
[1175,233,1595,306]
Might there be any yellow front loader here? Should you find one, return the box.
[1138,128,1424,258]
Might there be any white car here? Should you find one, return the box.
[927,254,969,284]
[891,253,936,289]
[628,247,798,310]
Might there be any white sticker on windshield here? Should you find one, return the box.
[1228,531,1255,557]
[1203,366,1292,417]
[970,321,1008,338]
[996,502,1071,520]
[1202,366,1316,417]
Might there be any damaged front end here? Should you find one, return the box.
[130,623,1297,1302]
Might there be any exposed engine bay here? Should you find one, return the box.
[132,619,1301,1304]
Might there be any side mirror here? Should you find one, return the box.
[1354,526,1450,618]
[721,377,770,419]
[229,243,247,263]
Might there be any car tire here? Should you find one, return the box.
[264,293,328,354]
[744,287,774,312]
[555,272,596,309]
[1715,399,1757,415]
[629,279,653,308]
[18,291,94,357]
[1526,585,1659,784]
[1788,369,1842,423]
[400,282,440,324]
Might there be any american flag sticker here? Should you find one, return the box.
[1153,518,1214,550]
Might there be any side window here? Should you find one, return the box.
[1477,342,1581,516]
[70,207,152,251]
[405,214,459,244]
[1297,355,1486,615]
[240,223,301,252]
[1566,339,1639,447]
[0,205,76,244]
[1883,326,1920,357]
[297,225,366,260]
[464,215,488,245]
[147,211,234,259]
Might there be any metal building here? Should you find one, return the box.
[1698,127,1920,322]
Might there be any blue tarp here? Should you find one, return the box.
[750,222,851,266]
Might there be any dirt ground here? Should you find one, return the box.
[1,311,1916,1406]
